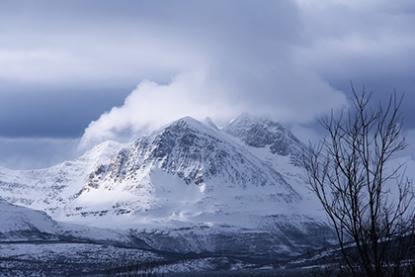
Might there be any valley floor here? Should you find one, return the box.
[0,241,321,277]
[150,270,315,277]
[0,241,162,276]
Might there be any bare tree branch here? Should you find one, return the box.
[304,89,415,277]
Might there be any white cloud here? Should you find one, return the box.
[294,0,415,82]
[79,71,237,148]
[80,65,346,149]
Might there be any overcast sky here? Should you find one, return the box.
[0,0,414,168]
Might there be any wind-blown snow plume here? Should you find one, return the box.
[79,72,238,148]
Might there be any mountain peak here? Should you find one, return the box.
[173,116,222,131]
[163,116,212,133]
[227,113,286,133]
[229,113,275,124]
[174,116,200,125]
[225,113,304,161]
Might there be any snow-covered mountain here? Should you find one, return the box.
[67,116,308,226]
[0,114,334,255]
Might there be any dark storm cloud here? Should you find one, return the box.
[0,137,79,169]
[0,0,414,166]
[295,0,415,127]
[0,86,131,137]
[0,0,346,143]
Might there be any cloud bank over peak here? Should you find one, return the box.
[80,72,236,148]
[80,69,345,149]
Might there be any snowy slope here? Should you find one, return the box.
[224,114,322,218]
[0,198,138,247]
[0,199,59,239]
[0,141,122,216]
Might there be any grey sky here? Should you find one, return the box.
[0,0,414,168]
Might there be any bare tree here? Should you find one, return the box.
[304,89,415,277]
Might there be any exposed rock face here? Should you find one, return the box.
[225,114,305,166]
